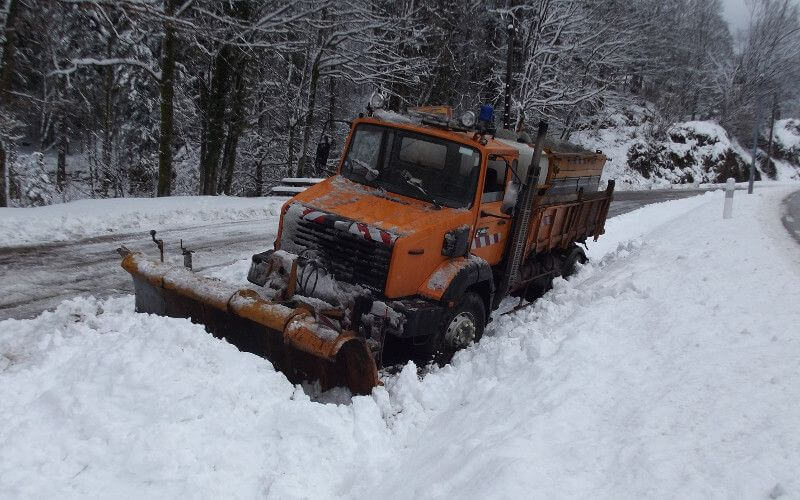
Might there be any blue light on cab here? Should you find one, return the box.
[479,105,494,123]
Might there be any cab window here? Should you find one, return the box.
[482,158,507,203]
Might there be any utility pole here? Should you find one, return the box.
[766,93,778,173]
[502,21,515,130]
[748,102,761,194]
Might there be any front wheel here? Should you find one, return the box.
[423,292,486,365]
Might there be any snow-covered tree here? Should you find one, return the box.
[0,0,798,205]
[20,152,56,206]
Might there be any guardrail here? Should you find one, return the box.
[269,177,325,196]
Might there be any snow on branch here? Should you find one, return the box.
[49,57,162,81]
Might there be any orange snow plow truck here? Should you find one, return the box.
[119,103,613,394]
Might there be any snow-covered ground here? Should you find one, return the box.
[0,196,287,247]
[1,185,800,498]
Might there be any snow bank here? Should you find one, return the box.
[0,196,286,247]
[2,185,800,498]
[0,297,392,498]
[362,185,800,498]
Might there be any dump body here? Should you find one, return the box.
[526,188,612,256]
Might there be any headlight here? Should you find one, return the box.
[460,110,476,128]
[369,91,386,109]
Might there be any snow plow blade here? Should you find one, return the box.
[119,251,379,395]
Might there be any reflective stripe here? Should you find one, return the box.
[471,232,502,249]
[301,208,327,223]
[300,205,399,246]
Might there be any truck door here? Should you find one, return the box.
[471,157,513,265]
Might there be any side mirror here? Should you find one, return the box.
[501,181,520,215]
[441,226,470,257]
[315,138,331,171]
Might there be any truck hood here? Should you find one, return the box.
[290,175,469,236]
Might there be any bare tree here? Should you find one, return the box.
[293,0,429,177]
[723,0,800,135]
[0,0,20,207]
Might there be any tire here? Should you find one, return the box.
[422,292,486,366]
[561,245,587,278]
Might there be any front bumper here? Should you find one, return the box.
[247,250,446,340]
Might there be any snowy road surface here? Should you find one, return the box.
[1,186,799,498]
[0,189,706,321]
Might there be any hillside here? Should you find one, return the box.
[571,105,800,189]
[769,118,800,179]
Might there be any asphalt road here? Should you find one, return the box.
[783,189,800,246]
[0,189,709,321]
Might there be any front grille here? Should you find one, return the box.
[293,220,392,291]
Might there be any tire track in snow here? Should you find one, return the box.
[0,190,706,321]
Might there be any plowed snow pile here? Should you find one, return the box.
[0,196,286,246]
[2,186,800,499]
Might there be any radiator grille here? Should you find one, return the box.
[293,219,392,291]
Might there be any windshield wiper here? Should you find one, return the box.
[399,170,441,209]
[348,158,379,181]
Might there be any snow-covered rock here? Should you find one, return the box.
[571,105,800,188]
[768,119,800,181]
[772,118,800,154]
[627,120,755,184]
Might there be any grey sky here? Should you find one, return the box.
[720,0,800,32]
[721,0,750,31]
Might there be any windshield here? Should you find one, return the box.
[341,124,482,208]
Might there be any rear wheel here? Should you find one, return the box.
[561,245,588,278]
[422,292,486,365]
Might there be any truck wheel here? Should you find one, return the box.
[562,246,587,278]
[425,292,486,365]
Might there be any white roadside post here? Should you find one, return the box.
[723,178,735,219]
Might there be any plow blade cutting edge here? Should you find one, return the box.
[119,250,379,395]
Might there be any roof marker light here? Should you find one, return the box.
[369,91,386,110]
[460,111,476,128]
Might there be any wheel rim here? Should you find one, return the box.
[444,312,477,349]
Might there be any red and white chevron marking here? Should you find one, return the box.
[301,207,327,223]
[297,204,398,246]
[349,222,398,245]
[472,232,502,249]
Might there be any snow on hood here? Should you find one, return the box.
[293,175,468,236]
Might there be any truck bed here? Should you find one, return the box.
[524,182,614,256]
